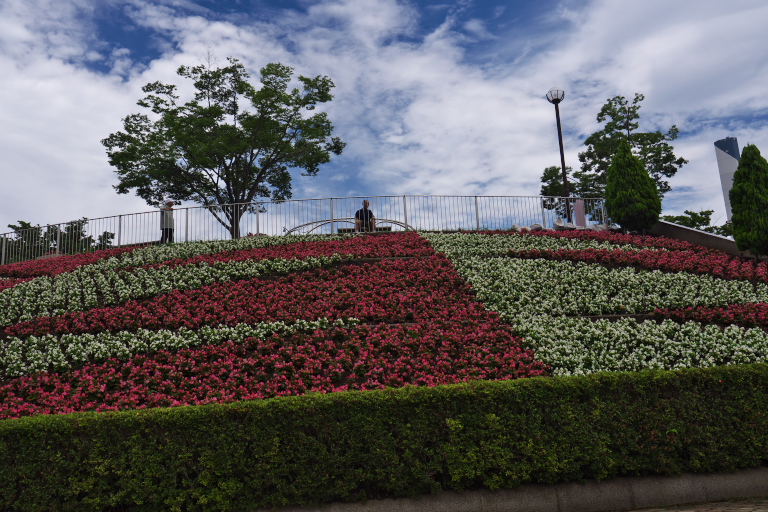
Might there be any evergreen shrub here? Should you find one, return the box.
[605,139,661,232]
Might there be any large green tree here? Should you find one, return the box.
[730,144,768,256]
[541,93,687,200]
[102,58,346,239]
[605,139,661,232]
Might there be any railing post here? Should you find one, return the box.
[402,195,408,231]
[256,203,260,235]
[185,208,189,243]
[474,196,480,230]
[330,198,335,234]
[55,225,61,257]
[541,198,547,227]
[1,236,5,266]
[117,215,122,247]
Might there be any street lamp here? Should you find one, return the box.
[546,87,572,223]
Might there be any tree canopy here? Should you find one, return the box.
[605,139,661,233]
[541,93,687,201]
[102,58,346,239]
[730,144,768,256]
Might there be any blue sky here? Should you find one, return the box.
[1,0,767,230]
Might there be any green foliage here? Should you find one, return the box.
[2,365,768,511]
[3,218,113,263]
[661,209,714,230]
[574,93,687,199]
[605,139,661,232]
[661,210,732,237]
[705,221,733,237]
[730,144,768,256]
[539,165,574,217]
[539,165,572,198]
[102,58,346,239]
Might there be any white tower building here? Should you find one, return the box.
[714,137,741,221]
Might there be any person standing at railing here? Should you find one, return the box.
[160,199,175,243]
[355,200,376,232]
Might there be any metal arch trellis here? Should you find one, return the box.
[284,218,415,235]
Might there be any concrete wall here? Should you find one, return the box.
[649,220,764,260]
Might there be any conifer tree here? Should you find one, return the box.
[605,139,661,232]
[730,144,768,256]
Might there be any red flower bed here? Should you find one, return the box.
[0,246,139,279]
[139,232,434,271]
[508,247,768,283]
[474,229,707,252]
[654,303,768,328]
[0,277,34,292]
[0,319,546,419]
[3,256,487,337]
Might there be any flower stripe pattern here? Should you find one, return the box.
[0,320,545,419]
[0,233,547,418]
[0,232,432,326]
[423,231,768,376]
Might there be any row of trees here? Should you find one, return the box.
[2,219,114,264]
[561,92,766,257]
[540,93,688,201]
[540,92,742,236]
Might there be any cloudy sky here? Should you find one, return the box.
[1,0,766,232]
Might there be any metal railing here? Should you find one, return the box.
[0,195,606,265]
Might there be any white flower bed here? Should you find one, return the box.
[422,232,657,257]
[93,234,344,270]
[455,257,768,316]
[513,315,768,376]
[0,318,359,379]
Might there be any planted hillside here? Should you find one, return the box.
[0,232,545,418]
[2,229,768,511]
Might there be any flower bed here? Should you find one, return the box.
[654,302,768,329]
[0,254,351,326]
[0,319,545,419]
[0,234,547,418]
[448,229,709,252]
[507,247,768,283]
[0,246,139,278]
[0,319,359,379]
[451,257,768,317]
[512,314,768,376]
[424,231,768,376]
[0,232,432,325]
[2,256,487,337]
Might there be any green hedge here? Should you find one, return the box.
[2,365,768,511]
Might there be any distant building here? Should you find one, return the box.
[714,137,741,221]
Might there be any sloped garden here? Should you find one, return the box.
[1,230,767,511]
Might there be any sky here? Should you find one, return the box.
[1,0,767,232]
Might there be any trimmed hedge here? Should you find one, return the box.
[2,365,768,511]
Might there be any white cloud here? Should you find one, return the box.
[0,0,766,233]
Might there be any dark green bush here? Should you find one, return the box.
[2,365,768,511]
[605,138,661,232]
[731,144,768,256]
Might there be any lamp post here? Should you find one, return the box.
[546,87,572,223]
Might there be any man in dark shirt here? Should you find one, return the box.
[355,200,376,232]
